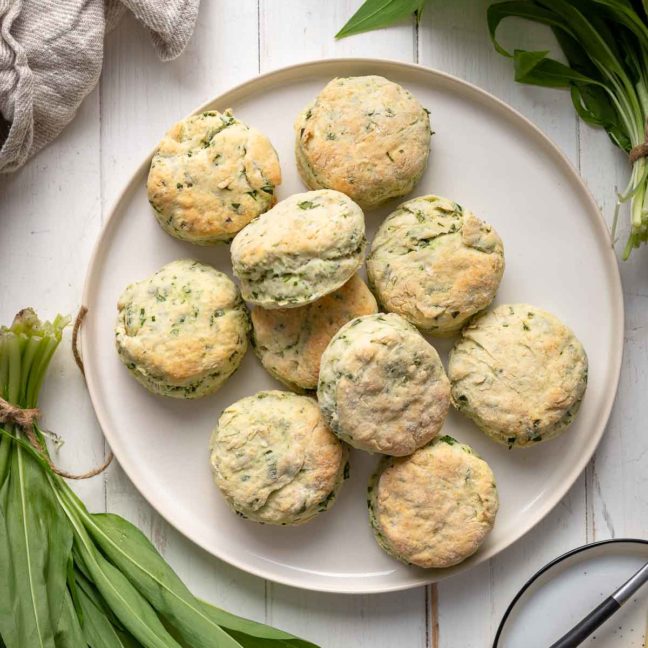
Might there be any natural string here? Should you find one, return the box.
[0,306,113,479]
[629,119,648,164]
[72,305,88,376]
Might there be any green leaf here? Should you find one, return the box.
[512,49,597,86]
[224,629,317,648]
[55,487,181,648]
[0,446,72,648]
[336,0,427,39]
[592,0,648,43]
[77,584,142,648]
[75,510,241,647]
[0,430,171,648]
[70,505,317,647]
[198,601,318,647]
[488,0,648,258]
[77,545,180,648]
[535,0,628,79]
[52,590,86,648]
[570,85,632,150]
[487,1,567,56]
[66,554,84,627]
[75,568,140,641]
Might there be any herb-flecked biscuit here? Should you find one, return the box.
[251,274,378,391]
[318,313,450,456]
[294,76,431,210]
[147,110,281,245]
[230,189,366,309]
[115,259,249,398]
[367,195,505,336]
[368,436,498,568]
[448,304,588,447]
[209,391,349,525]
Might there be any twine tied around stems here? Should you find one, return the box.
[629,120,648,163]
[0,306,113,479]
[0,399,40,430]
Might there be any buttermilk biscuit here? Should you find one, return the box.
[148,110,281,244]
[448,304,588,447]
[115,259,249,398]
[294,76,431,210]
[251,274,378,391]
[209,391,349,525]
[367,195,505,336]
[318,313,450,456]
[230,189,366,309]
[369,436,498,568]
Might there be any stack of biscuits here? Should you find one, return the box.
[114,75,588,569]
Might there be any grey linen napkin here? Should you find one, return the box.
[0,0,199,173]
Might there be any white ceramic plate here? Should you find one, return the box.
[82,59,624,594]
[494,539,648,647]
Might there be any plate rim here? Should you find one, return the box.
[492,538,648,647]
[81,57,625,594]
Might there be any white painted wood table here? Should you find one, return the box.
[1,2,646,646]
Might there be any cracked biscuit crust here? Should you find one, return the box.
[369,437,498,568]
[148,110,281,244]
[318,313,450,456]
[295,76,431,210]
[209,391,348,525]
[367,195,504,336]
[115,259,249,399]
[368,436,498,568]
[231,189,366,309]
[448,304,588,447]
[251,274,378,391]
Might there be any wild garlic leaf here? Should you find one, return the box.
[52,590,86,648]
[198,600,318,645]
[487,1,565,56]
[336,0,427,39]
[75,567,146,646]
[72,507,244,647]
[77,584,141,648]
[512,50,595,86]
[592,0,648,42]
[0,494,18,647]
[0,436,10,488]
[81,551,180,648]
[57,489,181,648]
[0,447,72,648]
[224,628,318,648]
[488,0,648,257]
[487,1,574,56]
[78,509,315,647]
[551,25,631,149]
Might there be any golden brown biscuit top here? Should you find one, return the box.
[148,110,281,243]
[210,390,346,523]
[367,195,504,334]
[115,259,248,387]
[295,76,430,208]
[251,274,378,390]
[371,438,498,568]
[448,304,588,445]
[318,313,450,455]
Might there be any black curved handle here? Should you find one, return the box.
[549,597,620,648]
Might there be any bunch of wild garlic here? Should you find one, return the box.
[338,0,648,259]
[0,309,316,648]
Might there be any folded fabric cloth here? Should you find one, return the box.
[0,0,199,173]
